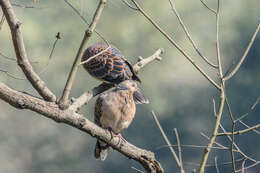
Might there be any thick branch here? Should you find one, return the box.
[0,82,163,173]
[199,89,225,173]
[59,0,107,108]
[0,0,56,102]
[69,49,163,112]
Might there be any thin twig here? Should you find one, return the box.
[156,144,229,151]
[63,0,108,44]
[241,159,246,173]
[199,0,217,14]
[122,0,138,10]
[0,69,26,80]
[0,13,5,30]
[225,96,237,173]
[59,0,107,108]
[38,32,61,75]
[236,161,260,172]
[130,0,221,90]
[173,128,185,173]
[235,96,260,123]
[11,3,42,9]
[217,124,260,136]
[200,132,226,149]
[133,48,163,73]
[238,120,260,135]
[224,23,260,81]
[151,111,183,172]
[79,45,111,65]
[168,0,218,68]
[215,0,223,79]
[219,124,258,163]
[215,157,220,173]
[131,166,145,173]
[0,51,16,61]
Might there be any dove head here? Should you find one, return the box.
[116,80,138,93]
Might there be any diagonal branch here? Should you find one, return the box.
[168,0,218,68]
[130,0,221,90]
[59,0,107,108]
[224,23,260,81]
[0,82,163,173]
[152,111,184,173]
[0,0,56,102]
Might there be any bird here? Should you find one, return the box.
[94,80,140,161]
[81,42,149,104]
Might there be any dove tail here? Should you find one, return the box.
[94,140,109,161]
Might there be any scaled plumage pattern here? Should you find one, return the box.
[81,42,149,104]
[94,80,139,161]
[82,42,140,84]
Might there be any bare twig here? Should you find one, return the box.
[215,0,223,79]
[122,0,138,10]
[219,124,258,163]
[130,0,221,90]
[11,3,41,9]
[131,166,145,173]
[0,69,25,80]
[174,128,185,173]
[235,96,260,122]
[63,0,108,44]
[59,0,107,108]
[241,159,246,173]
[0,51,16,61]
[199,0,217,14]
[217,124,260,136]
[156,144,229,151]
[168,0,218,68]
[0,0,56,101]
[38,32,61,75]
[200,132,227,149]
[238,120,260,135]
[236,161,260,172]
[79,45,111,65]
[151,111,184,173]
[224,23,260,81]
[214,157,220,173]
[225,97,237,173]
[0,13,5,30]
[133,48,163,73]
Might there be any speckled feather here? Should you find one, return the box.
[82,43,141,84]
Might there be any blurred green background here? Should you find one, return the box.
[0,0,259,172]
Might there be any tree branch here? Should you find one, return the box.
[0,0,56,102]
[224,23,260,81]
[130,0,221,91]
[59,0,107,108]
[168,0,218,68]
[0,82,163,173]
[217,124,260,136]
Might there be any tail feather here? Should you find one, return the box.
[94,140,109,161]
[133,89,149,104]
